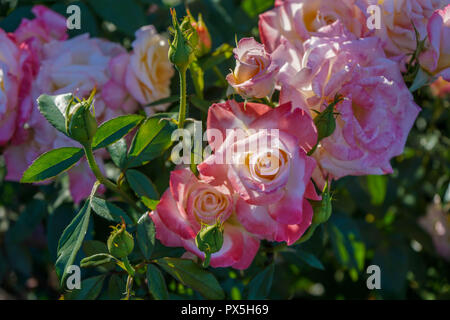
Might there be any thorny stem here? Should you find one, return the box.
[178,67,187,129]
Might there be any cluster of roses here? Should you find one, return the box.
[150,0,450,269]
[0,5,174,203]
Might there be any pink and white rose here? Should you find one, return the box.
[226,38,279,98]
[358,0,446,59]
[198,100,320,245]
[259,0,367,53]
[420,4,450,80]
[14,5,68,49]
[150,168,260,269]
[14,5,67,44]
[0,30,39,146]
[278,35,421,184]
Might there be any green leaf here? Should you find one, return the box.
[6,199,47,243]
[190,95,210,113]
[107,139,128,169]
[327,214,365,277]
[81,253,115,268]
[21,147,84,183]
[55,183,99,287]
[92,115,143,150]
[155,257,225,300]
[366,175,387,206]
[126,169,159,200]
[87,0,146,37]
[409,67,432,92]
[137,213,156,260]
[83,240,115,271]
[83,240,109,257]
[247,263,275,299]
[295,249,325,270]
[126,114,177,168]
[373,243,408,299]
[190,61,205,99]
[199,43,233,70]
[241,0,274,18]
[90,196,133,225]
[141,197,160,211]
[64,275,107,300]
[147,264,169,300]
[146,95,179,107]
[37,93,72,135]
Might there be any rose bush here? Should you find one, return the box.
[0,1,449,301]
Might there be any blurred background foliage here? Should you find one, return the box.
[0,0,449,300]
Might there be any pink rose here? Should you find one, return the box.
[0,30,39,146]
[125,25,174,111]
[420,4,450,80]
[259,0,367,53]
[198,100,320,244]
[150,168,260,269]
[226,38,279,98]
[14,5,68,48]
[359,0,445,59]
[0,31,20,146]
[278,35,420,185]
[102,54,139,113]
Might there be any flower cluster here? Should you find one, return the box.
[151,1,450,269]
[0,5,174,203]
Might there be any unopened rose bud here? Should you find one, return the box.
[65,90,97,145]
[168,8,196,71]
[312,182,332,224]
[187,10,211,57]
[195,221,224,267]
[107,219,134,259]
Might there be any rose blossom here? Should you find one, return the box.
[420,4,450,80]
[226,38,279,98]
[359,0,446,59]
[278,35,420,185]
[125,25,174,112]
[0,29,38,146]
[102,54,139,114]
[150,168,260,269]
[198,100,320,245]
[14,5,68,48]
[259,0,367,53]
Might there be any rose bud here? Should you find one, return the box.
[226,37,279,99]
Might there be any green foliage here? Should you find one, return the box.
[147,264,169,300]
[21,148,84,183]
[37,93,73,135]
[1,0,449,301]
[247,263,275,299]
[126,114,178,168]
[136,213,156,260]
[56,183,99,287]
[155,257,225,300]
[92,115,144,150]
